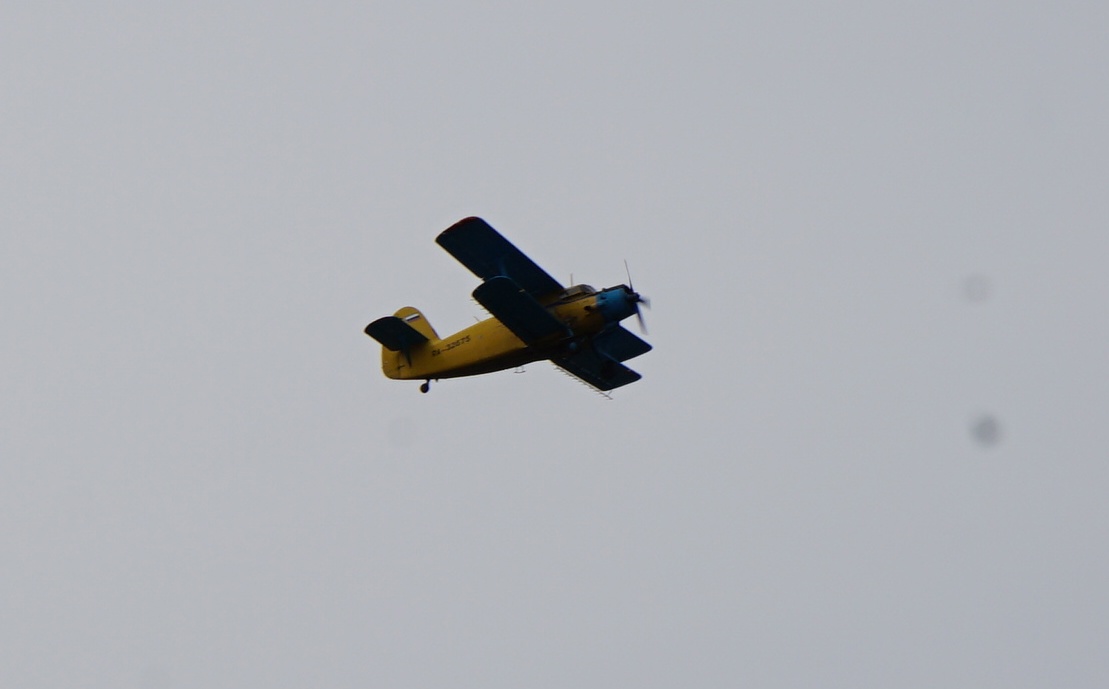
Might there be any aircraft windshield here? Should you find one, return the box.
[560,284,596,299]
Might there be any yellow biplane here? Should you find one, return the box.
[364,217,651,393]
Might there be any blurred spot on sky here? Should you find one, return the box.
[971,414,1002,448]
[962,274,992,303]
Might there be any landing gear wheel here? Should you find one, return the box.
[419,381,430,394]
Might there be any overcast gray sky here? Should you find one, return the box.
[3,2,1108,687]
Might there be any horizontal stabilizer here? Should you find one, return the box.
[593,326,652,362]
[553,345,642,391]
[364,316,429,352]
[473,276,566,345]
[437,217,564,299]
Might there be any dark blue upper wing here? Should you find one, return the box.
[436,217,564,299]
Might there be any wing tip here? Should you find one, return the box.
[437,216,490,242]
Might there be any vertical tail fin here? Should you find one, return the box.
[364,307,439,380]
[391,307,439,341]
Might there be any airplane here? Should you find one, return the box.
[363,217,651,394]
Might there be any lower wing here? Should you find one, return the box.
[552,345,642,391]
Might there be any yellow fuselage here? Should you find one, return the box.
[382,294,607,381]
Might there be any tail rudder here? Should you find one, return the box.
[364,307,439,379]
[392,307,440,341]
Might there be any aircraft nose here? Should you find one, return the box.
[625,285,649,309]
[596,285,649,325]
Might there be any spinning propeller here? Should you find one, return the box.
[624,260,650,334]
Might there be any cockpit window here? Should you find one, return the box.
[560,284,596,299]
